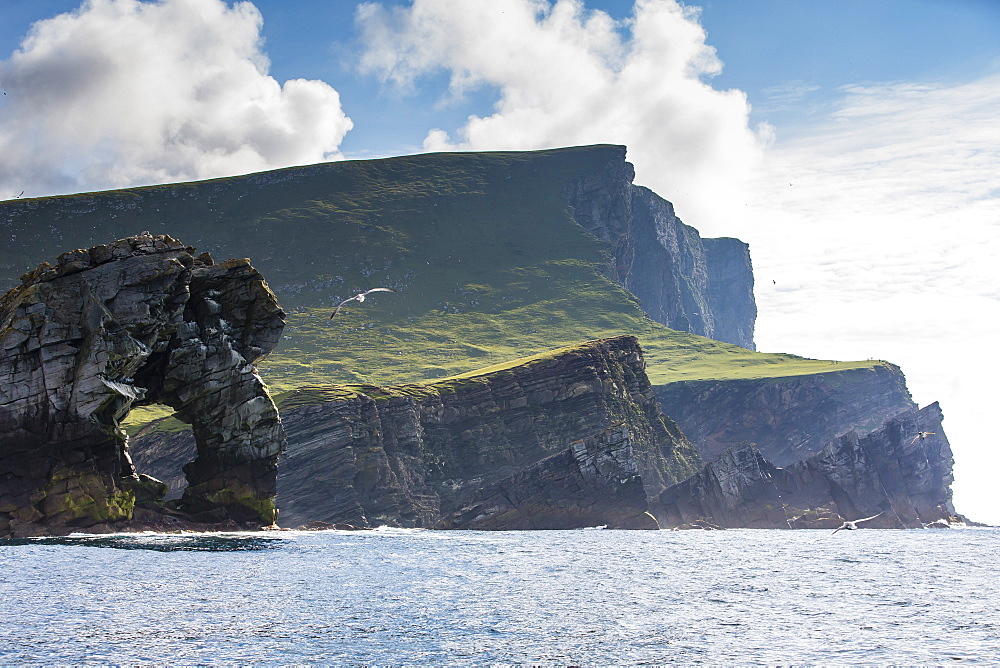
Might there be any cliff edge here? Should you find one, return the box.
[654,402,957,529]
[654,363,916,467]
[563,147,756,349]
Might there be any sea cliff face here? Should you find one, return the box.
[131,335,702,530]
[0,148,963,530]
[0,234,285,537]
[653,363,916,467]
[645,363,964,529]
[1,145,755,353]
[653,403,956,529]
[563,149,756,349]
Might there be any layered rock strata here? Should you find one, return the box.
[653,364,916,467]
[563,148,757,349]
[132,335,702,530]
[0,234,285,537]
[653,403,956,529]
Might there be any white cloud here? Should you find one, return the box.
[743,74,1000,524]
[0,0,354,199]
[754,80,822,115]
[356,0,765,232]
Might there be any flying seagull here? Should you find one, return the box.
[830,511,884,535]
[100,377,147,401]
[910,431,935,444]
[330,288,397,318]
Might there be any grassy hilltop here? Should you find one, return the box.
[0,145,880,411]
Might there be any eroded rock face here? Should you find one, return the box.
[654,364,916,467]
[132,335,701,530]
[0,234,285,537]
[653,403,956,529]
[563,149,757,349]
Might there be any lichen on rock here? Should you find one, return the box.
[0,233,286,537]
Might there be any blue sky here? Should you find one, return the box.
[1,0,998,522]
[251,0,1000,152]
[8,0,996,159]
[3,1,999,163]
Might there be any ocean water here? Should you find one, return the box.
[1,527,997,665]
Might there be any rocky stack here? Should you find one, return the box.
[0,233,286,537]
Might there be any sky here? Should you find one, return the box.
[1,0,998,524]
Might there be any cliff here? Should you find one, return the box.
[0,147,961,529]
[0,145,761,398]
[648,363,957,529]
[653,403,956,529]
[563,151,756,349]
[0,234,285,537]
[131,335,702,530]
[653,363,916,467]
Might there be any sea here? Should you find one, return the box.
[1,527,997,665]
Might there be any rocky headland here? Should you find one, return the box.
[0,145,756,354]
[132,335,702,530]
[0,234,285,537]
[654,364,916,467]
[654,403,957,529]
[0,145,966,531]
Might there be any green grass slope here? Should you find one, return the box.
[2,145,881,417]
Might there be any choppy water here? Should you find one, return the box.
[1,527,997,664]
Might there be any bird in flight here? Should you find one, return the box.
[910,431,935,443]
[330,288,397,318]
[100,377,146,401]
[830,511,884,535]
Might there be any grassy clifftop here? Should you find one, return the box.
[1,145,880,407]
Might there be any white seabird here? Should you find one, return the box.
[100,377,147,401]
[830,511,885,535]
[330,288,397,318]
[910,431,935,444]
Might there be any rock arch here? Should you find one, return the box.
[0,234,286,537]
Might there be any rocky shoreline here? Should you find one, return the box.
[1,140,970,535]
[134,335,702,531]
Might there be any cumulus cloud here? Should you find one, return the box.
[0,0,354,199]
[356,0,765,232]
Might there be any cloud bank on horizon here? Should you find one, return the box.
[745,73,1000,524]
[0,0,352,198]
